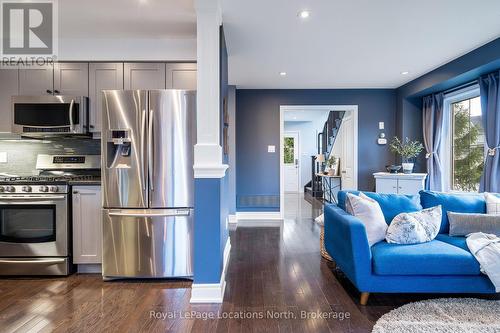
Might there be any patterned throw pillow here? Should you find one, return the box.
[386,205,442,245]
[485,193,500,215]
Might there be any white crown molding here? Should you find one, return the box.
[190,237,231,303]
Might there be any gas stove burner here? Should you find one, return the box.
[0,174,100,183]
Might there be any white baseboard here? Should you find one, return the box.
[234,211,283,227]
[235,211,282,220]
[190,237,231,303]
[228,214,238,225]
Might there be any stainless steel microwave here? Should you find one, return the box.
[11,95,89,135]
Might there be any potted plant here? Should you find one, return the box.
[326,156,340,176]
[389,137,424,174]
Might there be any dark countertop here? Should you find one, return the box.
[68,180,101,186]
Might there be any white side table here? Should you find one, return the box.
[373,172,427,195]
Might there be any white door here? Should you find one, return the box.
[284,132,300,192]
[340,112,357,190]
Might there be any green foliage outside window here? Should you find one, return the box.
[452,99,484,192]
[284,137,294,164]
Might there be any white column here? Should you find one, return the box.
[194,0,228,178]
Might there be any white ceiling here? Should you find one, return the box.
[57,0,196,60]
[284,110,329,122]
[59,0,196,39]
[221,0,500,89]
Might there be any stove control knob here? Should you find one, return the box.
[39,185,49,193]
[49,186,58,193]
[5,186,15,193]
[0,186,4,192]
[22,185,32,192]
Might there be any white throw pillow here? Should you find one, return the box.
[386,205,442,245]
[315,213,324,226]
[346,193,387,246]
[485,193,500,215]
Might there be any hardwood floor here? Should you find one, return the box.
[0,193,497,333]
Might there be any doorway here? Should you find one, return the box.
[279,105,358,218]
[284,131,300,192]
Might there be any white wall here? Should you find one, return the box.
[59,38,196,61]
[284,117,327,188]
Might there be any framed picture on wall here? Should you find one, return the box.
[223,97,229,155]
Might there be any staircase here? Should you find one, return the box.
[304,110,345,198]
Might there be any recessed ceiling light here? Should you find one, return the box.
[298,10,310,19]
[279,72,287,76]
[293,116,297,120]
[401,71,409,75]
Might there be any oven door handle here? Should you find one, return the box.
[0,258,66,264]
[68,99,75,131]
[0,195,66,200]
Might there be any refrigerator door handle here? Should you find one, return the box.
[148,109,154,192]
[141,109,147,191]
[108,210,191,217]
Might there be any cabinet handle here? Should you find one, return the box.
[46,89,53,94]
[89,125,95,129]
[54,90,60,94]
[73,191,79,194]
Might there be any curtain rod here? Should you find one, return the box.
[442,80,478,96]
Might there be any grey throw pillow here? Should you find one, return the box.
[448,212,500,236]
[386,206,442,245]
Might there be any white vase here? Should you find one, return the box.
[402,162,414,174]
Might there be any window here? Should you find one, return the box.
[284,137,295,164]
[443,85,485,192]
[451,96,484,191]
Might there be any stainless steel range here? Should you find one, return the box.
[0,154,100,276]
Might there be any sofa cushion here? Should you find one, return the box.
[435,234,469,252]
[371,239,481,276]
[419,191,487,233]
[337,191,422,224]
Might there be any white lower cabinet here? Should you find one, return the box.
[373,173,427,195]
[72,186,102,266]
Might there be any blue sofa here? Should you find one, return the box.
[324,190,498,305]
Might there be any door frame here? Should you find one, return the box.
[279,105,358,219]
[283,130,300,193]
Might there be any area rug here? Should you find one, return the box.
[372,298,500,333]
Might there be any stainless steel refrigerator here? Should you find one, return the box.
[101,90,195,279]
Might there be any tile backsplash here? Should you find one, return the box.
[0,137,100,176]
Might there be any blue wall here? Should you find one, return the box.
[236,89,397,210]
[219,26,229,256]
[192,26,229,284]
[194,178,223,283]
[396,37,500,171]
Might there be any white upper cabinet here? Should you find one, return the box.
[0,69,18,132]
[18,63,54,95]
[165,63,197,90]
[54,62,89,96]
[89,63,124,133]
[124,63,166,89]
